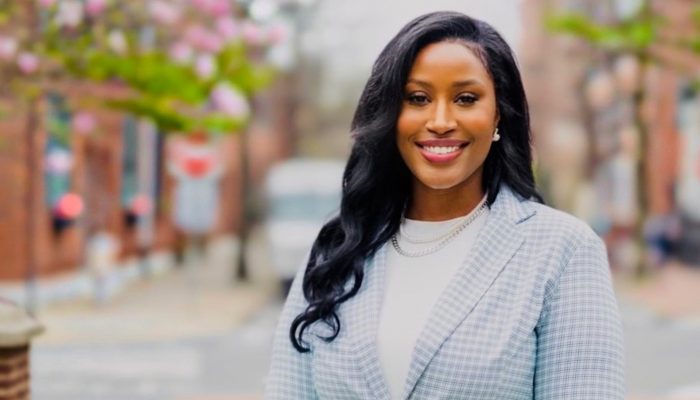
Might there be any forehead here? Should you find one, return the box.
[407,41,492,84]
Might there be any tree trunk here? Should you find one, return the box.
[24,99,40,314]
[23,1,40,315]
[235,128,250,281]
[632,60,650,277]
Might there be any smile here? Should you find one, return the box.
[423,145,461,154]
[415,140,469,163]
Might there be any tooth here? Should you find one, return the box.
[423,145,461,154]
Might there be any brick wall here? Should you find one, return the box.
[0,75,295,283]
[0,346,30,400]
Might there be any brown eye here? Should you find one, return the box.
[455,94,478,105]
[406,93,429,105]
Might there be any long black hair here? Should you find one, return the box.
[290,11,542,352]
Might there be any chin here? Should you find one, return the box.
[416,175,464,191]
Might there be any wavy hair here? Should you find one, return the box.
[290,11,542,352]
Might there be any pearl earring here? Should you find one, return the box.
[492,128,501,142]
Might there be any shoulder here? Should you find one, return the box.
[491,186,604,264]
[517,201,611,296]
[523,200,603,250]
[508,199,608,284]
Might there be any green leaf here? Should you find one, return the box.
[546,11,660,52]
[199,113,247,133]
[692,6,700,27]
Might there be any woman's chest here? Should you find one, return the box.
[310,257,546,400]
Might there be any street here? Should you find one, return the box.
[30,298,700,399]
[27,236,700,400]
[621,300,700,397]
[32,304,280,400]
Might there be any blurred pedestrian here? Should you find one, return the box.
[266,11,624,400]
[86,230,119,304]
[644,213,681,268]
[167,131,223,267]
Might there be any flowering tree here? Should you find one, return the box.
[0,0,287,305]
[1,0,284,132]
[547,1,700,275]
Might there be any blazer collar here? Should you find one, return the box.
[353,185,536,400]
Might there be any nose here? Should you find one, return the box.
[425,100,456,135]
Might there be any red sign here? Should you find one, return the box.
[183,156,214,178]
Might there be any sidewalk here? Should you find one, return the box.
[616,262,700,400]
[29,240,699,400]
[615,261,700,321]
[33,234,278,346]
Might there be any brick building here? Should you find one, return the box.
[0,77,295,284]
[519,0,700,265]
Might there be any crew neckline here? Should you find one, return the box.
[402,195,488,225]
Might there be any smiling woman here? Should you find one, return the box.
[266,11,625,400]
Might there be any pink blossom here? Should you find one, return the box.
[17,52,39,74]
[194,54,216,79]
[107,30,127,54]
[216,17,240,41]
[241,21,264,46]
[207,0,231,16]
[185,25,223,53]
[0,36,18,61]
[210,82,249,119]
[54,193,84,219]
[85,0,107,17]
[190,0,208,8]
[185,25,207,47]
[130,194,153,216]
[38,0,57,8]
[45,148,73,174]
[266,23,288,45]
[72,112,97,134]
[169,42,193,64]
[190,0,231,17]
[149,0,182,25]
[55,0,84,28]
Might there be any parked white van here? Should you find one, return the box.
[264,159,345,294]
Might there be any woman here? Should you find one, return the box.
[266,11,624,400]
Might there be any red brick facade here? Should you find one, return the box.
[0,76,295,282]
[520,0,694,216]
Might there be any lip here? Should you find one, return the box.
[414,139,470,164]
[415,139,469,147]
[416,140,469,164]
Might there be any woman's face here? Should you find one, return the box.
[397,40,498,194]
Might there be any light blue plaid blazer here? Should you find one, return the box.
[265,185,625,399]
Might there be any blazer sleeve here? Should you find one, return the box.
[264,261,318,400]
[533,232,625,399]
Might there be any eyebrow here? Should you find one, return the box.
[406,78,484,88]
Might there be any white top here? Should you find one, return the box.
[377,204,489,399]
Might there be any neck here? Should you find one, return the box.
[405,179,485,221]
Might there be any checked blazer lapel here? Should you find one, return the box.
[401,186,535,399]
[353,245,393,400]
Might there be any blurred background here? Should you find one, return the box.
[0,0,699,399]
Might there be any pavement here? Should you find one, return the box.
[615,261,700,400]
[27,238,700,400]
[30,232,277,400]
[33,235,277,346]
[615,262,700,321]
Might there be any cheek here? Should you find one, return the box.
[457,107,496,134]
[397,109,422,139]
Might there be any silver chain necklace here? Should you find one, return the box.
[399,214,470,244]
[391,201,488,258]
